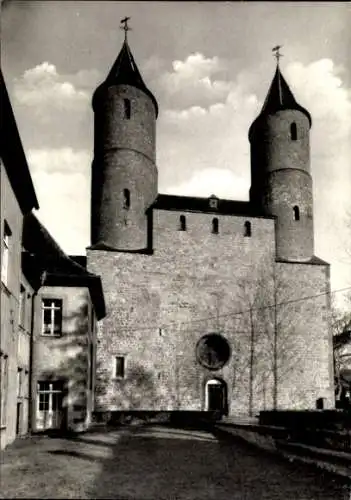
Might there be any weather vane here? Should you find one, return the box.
[120,16,131,40]
[272,45,283,65]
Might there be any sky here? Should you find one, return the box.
[2,1,351,307]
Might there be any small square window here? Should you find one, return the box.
[209,195,219,210]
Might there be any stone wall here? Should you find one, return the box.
[0,163,24,449]
[88,208,334,416]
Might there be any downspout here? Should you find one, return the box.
[28,270,45,434]
[28,289,38,434]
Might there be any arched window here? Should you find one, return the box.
[123,98,131,119]
[293,205,300,221]
[212,218,219,234]
[290,122,297,141]
[244,221,252,237]
[123,189,130,209]
[179,215,186,231]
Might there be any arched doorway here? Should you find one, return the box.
[205,378,228,414]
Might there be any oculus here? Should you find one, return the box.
[196,333,231,370]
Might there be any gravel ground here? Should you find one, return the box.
[0,425,350,499]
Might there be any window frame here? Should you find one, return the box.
[1,221,11,286]
[114,355,126,379]
[41,298,63,336]
[37,381,63,413]
[19,284,26,327]
[0,352,9,427]
[212,217,219,234]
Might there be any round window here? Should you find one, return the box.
[196,334,231,370]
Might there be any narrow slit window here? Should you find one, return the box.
[212,218,219,234]
[293,205,300,221]
[123,189,130,209]
[124,98,131,119]
[244,221,252,237]
[115,356,125,379]
[290,122,297,141]
[179,215,186,231]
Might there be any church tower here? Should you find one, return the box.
[90,24,158,251]
[249,63,314,262]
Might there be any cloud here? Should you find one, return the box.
[27,147,91,254]
[156,55,259,191]
[9,64,100,150]
[155,53,232,109]
[14,62,90,108]
[28,147,91,175]
[163,168,249,200]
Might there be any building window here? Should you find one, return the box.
[209,195,219,210]
[290,122,297,141]
[124,98,131,119]
[19,285,26,327]
[115,356,125,378]
[0,353,8,426]
[179,215,186,231]
[17,368,23,398]
[244,221,252,237]
[1,221,11,286]
[42,299,63,336]
[37,381,63,413]
[293,205,300,221]
[89,343,94,391]
[212,218,219,234]
[123,189,131,210]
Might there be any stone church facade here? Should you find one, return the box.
[87,36,335,417]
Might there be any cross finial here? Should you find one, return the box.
[120,16,131,41]
[272,45,283,66]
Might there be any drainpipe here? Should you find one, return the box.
[28,288,38,435]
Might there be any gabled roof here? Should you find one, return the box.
[93,39,158,116]
[249,66,311,140]
[22,213,105,319]
[0,70,39,214]
[148,194,269,218]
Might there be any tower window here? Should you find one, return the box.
[123,98,131,119]
[179,215,186,231]
[290,122,297,141]
[123,189,130,209]
[212,218,219,234]
[244,221,252,237]
[293,205,300,221]
[115,356,125,379]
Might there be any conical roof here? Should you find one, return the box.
[249,66,311,140]
[93,39,158,116]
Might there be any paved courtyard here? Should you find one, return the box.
[0,425,350,499]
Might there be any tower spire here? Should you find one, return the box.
[120,16,131,42]
[272,45,283,105]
